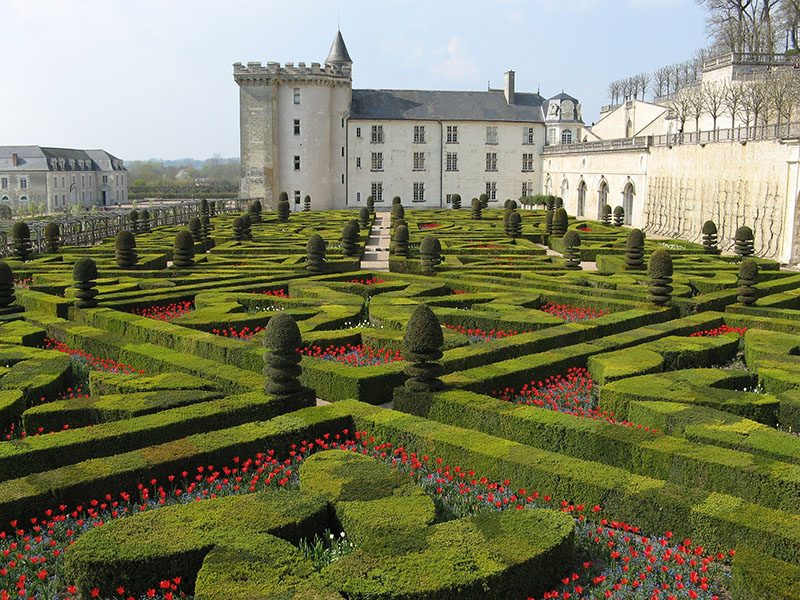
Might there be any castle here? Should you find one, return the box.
[234,30,585,211]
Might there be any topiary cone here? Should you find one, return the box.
[420,235,442,274]
[44,222,60,253]
[366,195,374,214]
[737,259,759,306]
[601,204,612,226]
[201,215,212,240]
[508,211,522,239]
[392,196,402,206]
[562,230,582,270]
[545,209,554,235]
[393,224,409,258]
[232,216,246,241]
[0,261,16,309]
[306,234,326,274]
[391,203,405,228]
[241,213,253,240]
[11,221,32,260]
[277,198,290,222]
[451,194,461,209]
[624,229,645,270]
[702,220,719,254]
[341,219,361,258]
[201,199,210,217]
[613,206,624,227]
[140,209,151,233]
[402,304,444,393]
[503,208,513,236]
[647,249,673,307]
[262,311,309,401]
[115,230,138,268]
[471,198,482,220]
[173,230,195,268]
[479,193,489,209]
[735,225,755,257]
[247,201,262,224]
[73,257,99,308]
[129,210,139,233]
[552,208,568,237]
[188,217,203,242]
[358,207,371,229]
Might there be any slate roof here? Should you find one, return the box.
[326,30,352,64]
[0,146,125,171]
[350,89,546,122]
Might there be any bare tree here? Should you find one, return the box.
[722,80,745,127]
[652,67,670,98]
[667,88,694,138]
[686,85,706,131]
[697,0,780,54]
[607,80,620,105]
[638,72,652,100]
[765,71,794,123]
[780,0,800,49]
[703,81,727,134]
[740,80,769,126]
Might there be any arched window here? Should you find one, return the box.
[545,176,553,196]
[597,180,608,219]
[561,178,569,207]
[626,119,634,137]
[623,182,634,225]
[577,181,586,217]
[561,129,573,144]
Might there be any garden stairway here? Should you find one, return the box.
[360,211,391,272]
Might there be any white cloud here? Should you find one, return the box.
[429,36,481,84]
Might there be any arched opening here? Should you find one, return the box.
[622,182,635,226]
[561,129,573,144]
[70,184,78,206]
[597,180,608,219]
[626,119,634,138]
[577,181,586,216]
[560,178,569,207]
[545,176,553,196]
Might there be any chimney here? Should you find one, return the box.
[11,153,18,167]
[504,70,515,105]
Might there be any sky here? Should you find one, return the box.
[0,0,709,161]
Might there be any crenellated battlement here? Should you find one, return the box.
[233,60,351,81]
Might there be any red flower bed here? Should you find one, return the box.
[577,226,593,232]
[2,385,87,440]
[345,277,387,285]
[689,325,746,337]
[44,339,143,375]
[418,223,441,230]
[541,302,608,322]
[251,289,291,298]
[298,344,402,366]
[444,323,527,343]
[475,244,504,249]
[211,325,263,342]
[130,301,194,322]
[451,289,468,295]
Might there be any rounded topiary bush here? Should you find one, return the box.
[508,211,522,239]
[702,220,719,254]
[613,205,624,227]
[479,193,489,209]
[601,204,612,226]
[0,261,16,309]
[471,198,482,220]
[393,224,409,258]
[545,196,555,211]
[115,230,138,268]
[507,199,518,210]
[188,217,203,242]
[366,195,374,214]
[173,230,195,268]
[306,234,326,274]
[391,203,405,225]
[232,216,246,241]
[11,221,32,260]
[342,219,361,258]
[358,206,371,229]
[201,199,210,217]
[392,196,402,206]
[735,225,755,257]
[737,259,759,306]
[247,202,261,224]
[201,215,212,240]
[129,209,139,233]
[303,195,311,212]
[279,191,289,204]
[545,209,554,235]
[647,249,673,307]
[562,230,582,270]
[262,311,303,400]
[625,228,645,270]
[503,208,513,236]
[241,213,253,240]
[277,200,290,222]
[44,222,60,253]
[451,193,461,209]
[73,257,99,308]
[140,209,151,232]
[420,235,442,274]
[402,303,444,393]
[551,208,568,237]
[554,196,564,209]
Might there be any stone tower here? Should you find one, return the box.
[233,30,352,210]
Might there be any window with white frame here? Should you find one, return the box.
[293,155,301,171]
[371,182,383,202]
[522,153,534,172]
[356,127,361,138]
[413,125,425,143]
[1,178,7,189]
[293,119,300,135]
[356,192,361,203]
[371,152,383,171]
[294,190,301,204]
[485,182,497,201]
[370,125,384,143]
[485,152,497,172]
[446,125,458,143]
[356,157,362,168]
[522,181,534,197]
[561,129,573,144]
[446,194,453,204]
[523,127,535,144]
[446,152,458,171]
[20,179,27,189]
[486,126,498,144]
[413,182,425,202]
[293,88,301,104]
[413,152,425,171]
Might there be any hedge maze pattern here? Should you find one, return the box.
[0,204,798,600]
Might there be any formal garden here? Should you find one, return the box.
[0,195,797,600]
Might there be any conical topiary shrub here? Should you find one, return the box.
[508,211,522,239]
[393,224,409,258]
[601,204,612,226]
[248,202,262,224]
[129,210,139,233]
[232,216,246,241]
[115,230,138,268]
[0,261,16,310]
[545,209,554,235]
[73,257,99,308]
[735,225,754,257]
[420,235,442,274]
[471,198,482,220]
[702,220,719,254]
[562,230,582,270]
[277,200,290,222]
[140,209,151,233]
[358,206,371,229]
[401,303,444,394]
[342,219,361,258]
[451,194,461,209]
[209,200,217,217]
[392,196,402,206]
[173,230,195,268]
[647,249,673,307]
[613,206,624,227]
[737,259,759,306]
[503,208,513,236]
[625,229,645,270]
[201,199,210,218]
[366,195,374,214]
[555,197,564,209]
[44,222,60,253]
[303,195,311,212]
[306,234,326,274]
[393,217,407,233]
[262,311,313,403]
[391,203,405,226]
[507,199,518,210]
[12,221,32,261]
[479,193,489,209]
[201,215,212,240]
[242,213,253,240]
[552,208,568,237]
[189,217,203,242]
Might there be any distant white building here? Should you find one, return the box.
[0,146,127,214]
[234,30,585,210]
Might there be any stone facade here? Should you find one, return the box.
[0,147,127,214]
